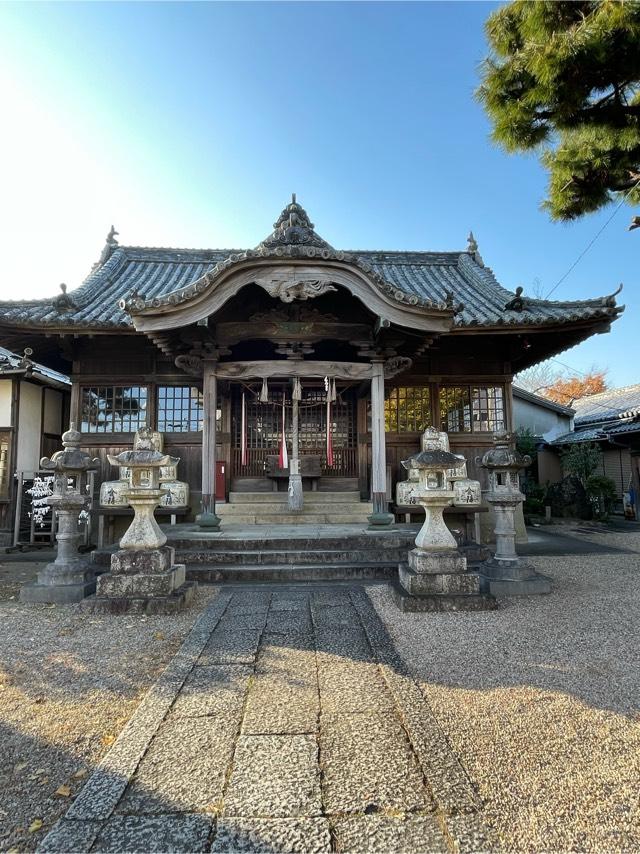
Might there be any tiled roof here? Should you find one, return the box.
[552,417,640,445]
[0,244,623,333]
[572,383,640,426]
[0,346,70,386]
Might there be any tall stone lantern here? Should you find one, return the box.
[396,444,496,612]
[21,424,99,603]
[83,435,196,614]
[479,431,551,595]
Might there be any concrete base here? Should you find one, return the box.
[480,559,552,596]
[196,511,221,530]
[393,582,497,612]
[84,545,197,615]
[82,581,197,615]
[20,578,96,604]
[367,511,395,530]
[396,547,497,611]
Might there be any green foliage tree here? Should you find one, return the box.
[561,442,603,486]
[477,1,640,221]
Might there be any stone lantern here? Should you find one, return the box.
[396,444,496,611]
[479,431,551,595]
[21,424,99,603]
[84,434,196,614]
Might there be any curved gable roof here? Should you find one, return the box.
[0,198,625,333]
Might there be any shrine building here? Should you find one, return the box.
[0,197,624,537]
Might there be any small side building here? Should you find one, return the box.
[512,385,574,485]
[551,384,640,514]
[0,348,71,544]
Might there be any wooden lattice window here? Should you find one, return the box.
[439,385,505,433]
[157,386,204,433]
[384,386,433,433]
[80,386,148,433]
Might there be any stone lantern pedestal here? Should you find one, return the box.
[395,443,496,612]
[479,432,551,596]
[83,441,196,615]
[21,426,99,604]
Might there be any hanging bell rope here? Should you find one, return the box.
[259,377,269,403]
[292,377,302,401]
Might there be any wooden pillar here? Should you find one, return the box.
[197,360,220,529]
[368,359,393,528]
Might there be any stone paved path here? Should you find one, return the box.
[40,586,494,853]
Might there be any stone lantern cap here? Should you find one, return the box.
[479,431,531,472]
[402,448,464,472]
[107,449,178,468]
[40,423,99,474]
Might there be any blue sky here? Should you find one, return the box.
[0,1,636,386]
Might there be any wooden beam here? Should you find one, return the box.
[214,360,374,380]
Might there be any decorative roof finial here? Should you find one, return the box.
[107,225,119,246]
[259,196,333,251]
[466,231,484,267]
[53,282,75,312]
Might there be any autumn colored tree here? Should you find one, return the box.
[541,370,608,405]
[477,1,640,223]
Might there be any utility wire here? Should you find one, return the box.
[545,177,640,299]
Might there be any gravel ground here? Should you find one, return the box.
[369,523,640,852]
[0,564,215,852]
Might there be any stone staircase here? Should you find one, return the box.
[168,528,416,583]
[215,491,373,525]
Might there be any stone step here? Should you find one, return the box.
[228,491,363,504]
[218,502,373,515]
[215,513,373,525]
[166,533,416,551]
[184,562,397,583]
[175,547,409,566]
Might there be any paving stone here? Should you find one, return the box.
[318,662,394,714]
[270,594,311,612]
[330,815,447,853]
[197,628,261,666]
[314,627,373,663]
[311,604,358,630]
[223,735,322,818]
[266,610,313,636]
[117,716,237,814]
[170,665,251,718]
[217,611,268,631]
[243,674,319,734]
[39,819,103,853]
[225,601,271,617]
[320,712,430,815]
[212,817,331,853]
[310,590,354,610]
[92,814,212,852]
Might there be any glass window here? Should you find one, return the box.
[0,431,11,499]
[80,386,148,433]
[157,386,204,432]
[439,385,505,433]
[384,386,432,433]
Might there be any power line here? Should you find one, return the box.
[545,177,640,299]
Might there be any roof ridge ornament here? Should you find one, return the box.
[467,231,484,267]
[95,225,120,269]
[259,195,334,251]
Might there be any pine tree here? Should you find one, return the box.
[477,1,640,222]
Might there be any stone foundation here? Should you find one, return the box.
[83,546,196,615]
[397,547,496,611]
[20,562,96,604]
[479,558,552,596]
